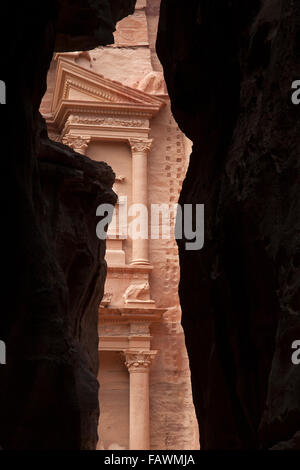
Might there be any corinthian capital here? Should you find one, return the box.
[130,138,153,153]
[122,350,157,372]
[62,134,91,154]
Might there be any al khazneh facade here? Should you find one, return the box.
[41,0,199,451]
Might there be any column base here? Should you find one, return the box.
[130,259,150,266]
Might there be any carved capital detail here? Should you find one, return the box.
[123,350,157,372]
[130,138,153,154]
[62,134,91,154]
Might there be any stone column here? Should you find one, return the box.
[62,134,91,155]
[123,350,157,450]
[129,138,153,265]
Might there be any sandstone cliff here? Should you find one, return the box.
[0,0,135,450]
[157,0,300,449]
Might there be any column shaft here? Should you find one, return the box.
[130,138,152,265]
[123,350,157,450]
[129,369,150,450]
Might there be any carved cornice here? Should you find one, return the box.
[63,78,124,103]
[52,101,155,131]
[130,138,153,153]
[107,264,153,274]
[98,306,165,324]
[123,350,157,372]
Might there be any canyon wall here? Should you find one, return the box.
[157,0,300,449]
[0,0,135,450]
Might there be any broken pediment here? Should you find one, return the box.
[51,56,165,112]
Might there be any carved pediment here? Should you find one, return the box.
[52,56,165,112]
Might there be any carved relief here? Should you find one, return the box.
[123,281,150,303]
[68,115,145,128]
[115,175,126,183]
[130,138,153,153]
[101,292,113,307]
[137,71,167,95]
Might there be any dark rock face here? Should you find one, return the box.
[157,0,300,449]
[56,0,136,51]
[0,0,134,450]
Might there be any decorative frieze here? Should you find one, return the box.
[107,272,149,279]
[129,322,150,336]
[67,114,146,128]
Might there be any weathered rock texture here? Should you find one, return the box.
[157,0,300,449]
[0,0,134,450]
[56,0,136,51]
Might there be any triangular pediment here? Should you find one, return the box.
[52,56,165,111]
